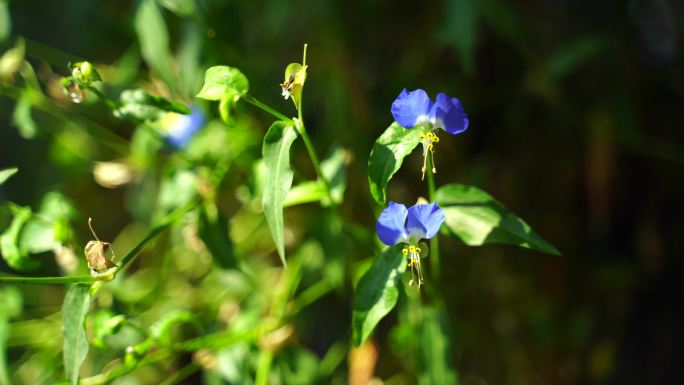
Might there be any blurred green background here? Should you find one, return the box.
[1,0,683,384]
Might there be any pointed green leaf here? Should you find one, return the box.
[436,184,561,255]
[368,122,423,205]
[197,66,249,101]
[418,307,458,385]
[0,167,18,186]
[262,121,298,265]
[352,245,407,346]
[62,283,91,385]
[134,0,175,88]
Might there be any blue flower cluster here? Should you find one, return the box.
[374,88,468,287]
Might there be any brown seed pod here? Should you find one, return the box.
[85,218,117,273]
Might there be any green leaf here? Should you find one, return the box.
[115,88,190,122]
[440,0,477,76]
[0,287,21,385]
[321,146,347,206]
[0,0,11,43]
[284,181,326,207]
[0,167,18,186]
[62,283,91,385]
[198,202,236,269]
[149,310,200,346]
[19,218,57,254]
[0,205,39,271]
[197,66,249,101]
[352,244,407,346]
[368,122,423,205]
[417,307,458,385]
[262,121,298,266]
[435,184,561,255]
[92,310,125,348]
[12,90,38,139]
[134,0,176,88]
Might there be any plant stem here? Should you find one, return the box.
[242,94,292,123]
[0,275,97,285]
[255,349,274,385]
[426,156,441,281]
[86,85,119,110]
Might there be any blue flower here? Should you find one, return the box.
[158,106,205,148]
[376,201,445,287]
[391,89,469,178]
[391,88,469,134]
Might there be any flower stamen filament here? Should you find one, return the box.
[420,131,440,179]
[403,245,424,288]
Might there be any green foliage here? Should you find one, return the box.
[115,88,190,122]
[0,0,10,42]
[262,121,298,265]
[62,284,91,385]
[0,167,17,186]
[197,66,249,101]
[352,245,407,346]
[12,90,37,139]
[134,0,175,87]
[0,205,39,271]
[417,307,458,385]
[436,184,560,255]
[368,122,423,205]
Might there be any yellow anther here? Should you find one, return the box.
[419,133,425,141]
[432,134,440,143]
[428,144,434,152]
[416,247,421,254]
[402,248,409,256]
[408,245,417,253]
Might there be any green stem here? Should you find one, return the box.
[289,279,332,314]
[255,349,274,385]
[426,156,441,281]
[86,84,119,110]
[0,275,98,285]
[242,94,292,123]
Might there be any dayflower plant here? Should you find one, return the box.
[376,201,445,287]
[391,88,469,178]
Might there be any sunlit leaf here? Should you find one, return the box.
[262,121,298,266]
[62,283,91,385]
[197,66,249,101]
[285,181,326,207]
[352,244,406,346]
[436,184,561,255]
[0,167,18,186]
[368,122,423,205]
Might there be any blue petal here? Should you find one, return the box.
[376,201,409,246]
[406,202,445,241]
[164,106,205,148]
[391,88,433,129]
[429,93,469,135]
